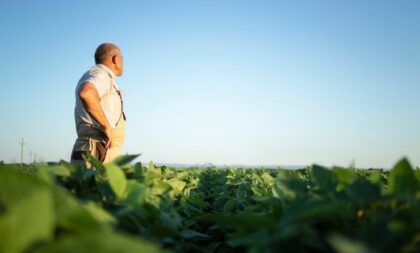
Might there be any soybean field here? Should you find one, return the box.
[0,155,419,253]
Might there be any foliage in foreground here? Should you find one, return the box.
[0,156,419,253]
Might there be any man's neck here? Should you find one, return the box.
[97,63,117,79]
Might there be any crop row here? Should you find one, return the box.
[0,155,419,253]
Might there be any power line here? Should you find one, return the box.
[19,138,26,165]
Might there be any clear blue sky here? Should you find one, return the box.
[0,0,419,168]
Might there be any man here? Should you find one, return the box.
[71,43,126,167]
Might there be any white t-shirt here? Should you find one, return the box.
[74,64,123,130]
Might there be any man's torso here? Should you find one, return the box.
[74,64,123,130]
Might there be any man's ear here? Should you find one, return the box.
[112,55,117,64]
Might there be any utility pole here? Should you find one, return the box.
[30,150,33,162]
[19,138,26,166]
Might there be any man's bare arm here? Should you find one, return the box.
[79,82,114,148]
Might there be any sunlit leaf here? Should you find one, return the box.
[328,234,372,253]
[105,163,127,199]
[33,233,166,253]
[113,154,141,167]
[0,169,55,253]
[388,158,418,196]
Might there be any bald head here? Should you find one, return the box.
[93,43,124,76]
[94,43,120,64]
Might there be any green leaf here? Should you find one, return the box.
[203,213,275,231]
[367,171,383,185]
[53,188,109,233]
[180,229,209,239]
[272,223,309,241]
[113,154,141,167]
[124,181,150,206]
[228,230,270,247]
[223,198,239,212]
[261,172,275,186]
[33,233,166,253]
[148,161,156,170]
[328,234,372,253]
[415,168,420,182]
[151,181,172,195]
[83,202,116,225]
[87,154,106,172]
[388,158,418,196]
[160,211,182,231]
[295,201,347,221]
[332,167,357,190]
[166,178,186,196]
[39,164,71,177]
[0,168,55,253]
[174,171,189,180]
[281,198,348,224]
[311,165,338,192]
[105,164,127,199]
[95,179,116,201]
[345,179,381,203]
[275,170,308,200]
[188,193,207,209]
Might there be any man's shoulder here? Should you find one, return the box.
[78,65,109,85]
[86,65,109,78]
